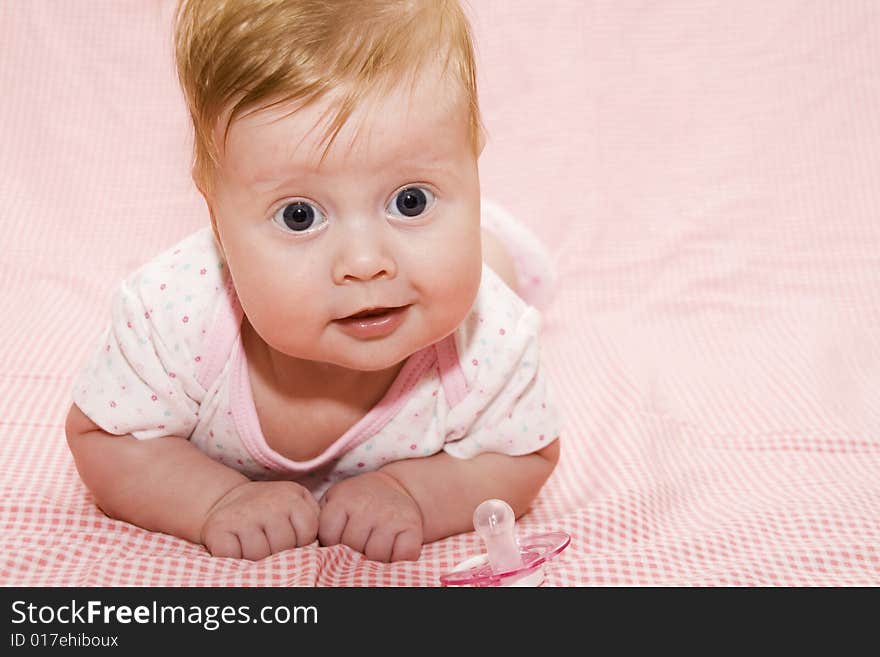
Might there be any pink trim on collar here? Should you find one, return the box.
[230,330,441,474]
[434,332,468,408]
[195,276,242,391]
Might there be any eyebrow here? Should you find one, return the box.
[247,155,457,194]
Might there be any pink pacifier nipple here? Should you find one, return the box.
[473,499,524,574]
[439,499,570,587]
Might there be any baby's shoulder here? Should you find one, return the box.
[116,227,229,353]
[452,263,542,374]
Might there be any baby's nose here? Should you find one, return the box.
[333,223,398,283]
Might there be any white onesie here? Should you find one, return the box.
[71,224,561,499]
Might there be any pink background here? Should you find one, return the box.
[1,1,878,584]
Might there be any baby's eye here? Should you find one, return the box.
[272,200,327,233]
[387,186,435,219]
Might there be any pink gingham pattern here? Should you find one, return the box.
[1,1,878,585]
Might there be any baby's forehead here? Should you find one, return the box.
[220,78,470,177]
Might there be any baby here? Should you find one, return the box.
[65,0,561,563]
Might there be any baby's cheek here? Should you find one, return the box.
[239,273,326,356]
[434,247,482,322]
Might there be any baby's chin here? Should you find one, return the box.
[321,336,433,372]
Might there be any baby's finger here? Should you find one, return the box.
[289,504,319,547]
[302,489,321,517]
[390,528,422,562]
[237,527,272,561]
[317,505,347,547]
[340,516,373,555]
[364,527,398,563]
[205,530,242,559]
[263,518,299,555]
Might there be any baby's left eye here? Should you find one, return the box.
[387,186,435,219]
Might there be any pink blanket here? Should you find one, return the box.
[2,1,878,586]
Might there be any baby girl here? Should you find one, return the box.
[65,0,561,563]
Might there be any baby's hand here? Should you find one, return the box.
[318,471,423,562]
[200,481,320,560]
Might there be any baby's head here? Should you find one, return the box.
[174,0,486,372]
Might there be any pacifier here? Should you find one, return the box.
[439,499,570,587]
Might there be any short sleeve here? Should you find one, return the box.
[442,302,562,460]
[71,277,205,440]
[72,229,225,439]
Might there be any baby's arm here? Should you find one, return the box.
[381,440,560,542]
[66,419,244,545]
[65,403,319,559]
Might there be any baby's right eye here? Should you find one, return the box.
[272,200,327,233]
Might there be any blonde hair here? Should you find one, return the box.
[174,0,483,197]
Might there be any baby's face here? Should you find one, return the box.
[208,75,483,372]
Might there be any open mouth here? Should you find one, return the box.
[343,306,405,320]
[333,304,411,339]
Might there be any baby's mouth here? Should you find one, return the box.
[348,307,395,319]
[332,305,411,338]
[340,305,408,321]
